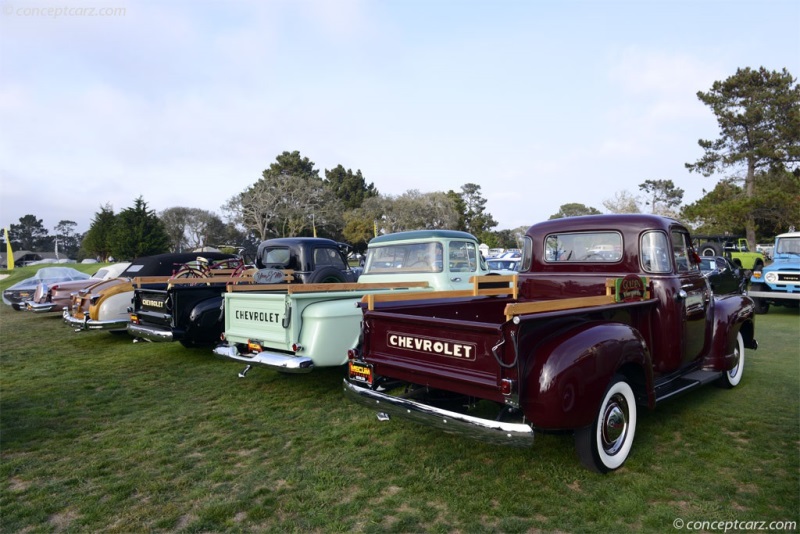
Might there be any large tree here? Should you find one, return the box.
[686,67,800,246]
[602,190,642,214]
[110,197,171,260]
[638,179,684,217]
[81,204,116,261]
[161,207,232,251]
[457,183,498,240]
[53,220,81,259]
[548,203,602,219]
[324,165,378,210]
[224,151,342,240]
[682,169,800,239]
[8,214,49,251]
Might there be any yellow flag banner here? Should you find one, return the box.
[4,227,14,270]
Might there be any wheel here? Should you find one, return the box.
[308,266,347,284]
[752,298,769,314]
[575,375,637,473]
[699,242,723,257]
[717,332,745,388]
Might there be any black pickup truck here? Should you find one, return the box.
[128,238,359,347]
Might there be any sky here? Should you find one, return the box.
[1,0,799,238]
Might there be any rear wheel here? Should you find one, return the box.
[308,267,347,284]
[752,298,769,314]
[575,375,637,473]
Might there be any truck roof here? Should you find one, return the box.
[526,214,682,236]
[369,230,478,245]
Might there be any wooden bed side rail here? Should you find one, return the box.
[503,276,650,321]
[132,276,174,286]
[362,275,519,310]
[286,281,430,294]
[227,280,431,294]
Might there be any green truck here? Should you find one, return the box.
[693,235,765,276]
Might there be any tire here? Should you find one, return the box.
[716,332,745,388]
[308,267,347,284]
[752,298,769,314]
[575,375,637,473]
[699,242,723,257]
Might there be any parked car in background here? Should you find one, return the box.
[3,267,91,310]
[748,231,800,314]
[25,262,131,313]
[63,252,235,333]
[699,256,745,295]
[486,258,521,271]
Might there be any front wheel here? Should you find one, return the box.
[575,375,637,473]
[716,332,745,389]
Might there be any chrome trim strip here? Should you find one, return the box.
[213,344,314,373]
[342,379,534,447]
[62,308,129,331]
[747,290,800,300]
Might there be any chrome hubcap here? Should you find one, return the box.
[601,394,628,455]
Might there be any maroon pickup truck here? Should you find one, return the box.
[343,214,757,473]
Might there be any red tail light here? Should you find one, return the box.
[500,378,514,396]
[347,348,359,361]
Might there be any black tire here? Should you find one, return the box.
[716,332,745,388]
[699,242,723,257]
[752,298,769,314]
[308,267,347,284]
[575,375,637,473]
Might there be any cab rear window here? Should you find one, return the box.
[544,232,623,263]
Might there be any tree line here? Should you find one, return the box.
[3,66,798,261]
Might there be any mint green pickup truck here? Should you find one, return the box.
[213,230,515,377]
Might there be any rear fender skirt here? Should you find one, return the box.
[521,321,651,430]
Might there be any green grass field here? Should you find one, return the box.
[1,266,798,533]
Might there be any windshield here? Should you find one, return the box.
[364,242,443,274]
[776,237,800,255]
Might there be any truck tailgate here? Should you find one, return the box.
[224,292,290,347]
[362,307,510,402]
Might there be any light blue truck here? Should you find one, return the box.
[748,231,800,314]
[213,230,514,376]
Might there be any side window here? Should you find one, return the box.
[314,248,347,270]
[520,236,533,272]
[448,241,478,272]
[671,230,698,273]
[640,231,671,273]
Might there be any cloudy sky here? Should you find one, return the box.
[1,0,798,236]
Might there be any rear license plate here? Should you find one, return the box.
[247,340,263,353]
[348,361,373,385]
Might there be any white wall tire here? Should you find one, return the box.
[717,332,745,388]
[576,376,637,473]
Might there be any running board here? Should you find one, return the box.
[654,370,722,404]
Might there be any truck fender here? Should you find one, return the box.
[189,296,225,329]
[297,298,365,367]
[520,321,651,430]
[703,295,757,372]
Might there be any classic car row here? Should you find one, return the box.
[3,216,759,472]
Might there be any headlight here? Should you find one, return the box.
[765,272,778,283]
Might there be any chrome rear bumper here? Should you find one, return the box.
[342,379,534,447]
[213,344,314,373]
[62,308,129,332]
[25,301,58,313]
[127,323,174,342]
